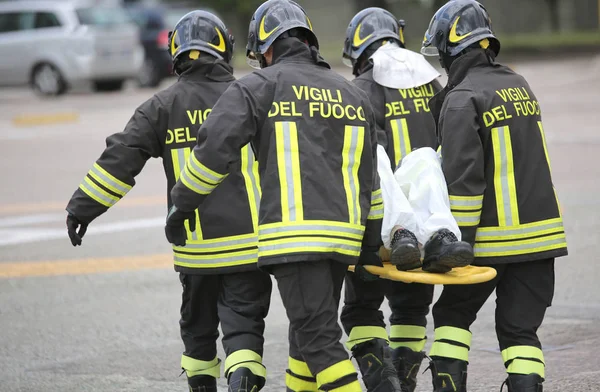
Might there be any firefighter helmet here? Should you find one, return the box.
[342,7,406,68]
[246,0,318,68]
[168,10,235,65]
[421,0,500,58]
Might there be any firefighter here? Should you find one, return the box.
[65,11,272,392]
[164,1,391,390]
[420,1,568,391]
[339,8,473,392]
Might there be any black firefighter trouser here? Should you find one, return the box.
[430,258,555,379]
[179,270,272,381]
[271,260,361,392]
[341,270,434,352]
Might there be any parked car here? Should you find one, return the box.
[125,4,194,87]
[0,0,144,96]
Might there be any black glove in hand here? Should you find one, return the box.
[165,206,196,246]
[66,214,88,247]
[355,250,383,282]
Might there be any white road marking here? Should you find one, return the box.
[0,214,65,228]
[0,216,165,247]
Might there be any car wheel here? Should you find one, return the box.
[31,63,67,96]
[137,58,161,88]
[93,80,125,92]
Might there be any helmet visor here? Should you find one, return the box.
[420,45,439,56]
[342,55,353,68]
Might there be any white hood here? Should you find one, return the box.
[370,42,441,90]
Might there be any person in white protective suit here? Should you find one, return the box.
[339,8,474,392]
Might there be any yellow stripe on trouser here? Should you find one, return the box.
[390,118,411,168]
[181,355,221,378]
[389,325,427,351]
[287,357,317,392]
[492,126,520,227]
[172,148,202,241]
[342,125,365,225]
[316,360,360,391]
[223,349,266,378]
[275,121,304,222]
[345,326,389,350]
[502,345,545,378]
[429,327,472,362]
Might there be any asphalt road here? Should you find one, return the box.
[1,55,600,392]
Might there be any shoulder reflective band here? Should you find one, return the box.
[390,118,411,169]
[275,121,304,222]
[171,147,201,241]
[491,126,520,227]
[241,144,261,231]
[342,125,366,225]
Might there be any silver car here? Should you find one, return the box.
[0,0,144,96]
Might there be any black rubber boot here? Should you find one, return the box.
[227,367,265,392]
[352,339,403,391]
[501,374,543,392]
[391,347,425,392]
[187,375,217,392]
[428,358,467,392]
[422,229,474,273]
[390,228,422,271]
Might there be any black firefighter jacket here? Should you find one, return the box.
[429,49,568,265]
[353,63,440,170]
[170,38,383,268]
[66,60,261,275]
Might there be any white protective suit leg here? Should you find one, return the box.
[377,145,418,250]
[393,147,461,244]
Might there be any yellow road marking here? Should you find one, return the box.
[12,112,79,127]
[0,254,172,278]
[0,195,166,215]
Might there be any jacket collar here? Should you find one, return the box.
[429,49,492,126]
[271,37,330,69]
[178,58,235,83]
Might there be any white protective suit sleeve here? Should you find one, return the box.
[378,144,418,249]
[393,147,461,244]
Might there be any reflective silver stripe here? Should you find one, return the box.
[474,235,567,254]
[177,148,200,241]
[476,219,564,240]
[282,122,298,221]
[259,223,364,237]
[247,147,261,218]
[392,119,411,167]
[174,251,258,264]
[347,126,360,224]
[79,181,117,207]
[450,198,482,209]
[181,168,214,194]
[368,204,383,218]
[188,153,222,184]
[90,164,130,195]
[497,126,514,226]
[371,190,383,204]
[177,236,257,250]
[259,241,361,253]
[453,213,480,225]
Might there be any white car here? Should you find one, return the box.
[0,0,144,96]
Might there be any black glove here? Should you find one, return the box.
[165,206,196,246]
[66,213,88,247]
[355,250,383,282]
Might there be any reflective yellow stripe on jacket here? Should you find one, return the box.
[474,218,566,257]
[258,220,364,259]
[78,163,133,208]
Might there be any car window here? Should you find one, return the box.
[76,7,130,26]
[34,12,61,29]
[0,12,35,33]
